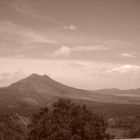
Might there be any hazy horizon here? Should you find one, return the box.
[0,0,140,90]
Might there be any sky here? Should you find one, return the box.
[0,0,140,89]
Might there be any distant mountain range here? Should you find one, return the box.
[0,73,140,118]
[91,88,140,97]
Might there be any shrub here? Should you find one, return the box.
[28,99,111,140]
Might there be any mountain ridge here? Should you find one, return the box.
[0,73,140,118]
[91,88,140,97]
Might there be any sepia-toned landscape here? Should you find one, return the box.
[0,0,140,139]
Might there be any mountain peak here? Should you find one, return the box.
[27,73,51,80]
[9,73,54,91]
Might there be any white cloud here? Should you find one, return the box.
[106,64,140,73]
[64,25,77,31]
[52,45,109,58]
[53,46,71,57]
[72,45,109,51]
[121,53,135,58]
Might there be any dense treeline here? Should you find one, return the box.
[0,99,111,140]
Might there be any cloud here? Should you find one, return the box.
[0,58,140,89]
[21,30,58,44]
[72,45,109,51]
[14,54,25,58]
[52,45,109,57]
[0,21,57,45]
[13,0,61,24]
[52,45,110,58]
[0,21,58,57]
[53,46,71,57]
[0,69,27,87]
[0,21,133,61]
[106,64,140,73]
[64,25,77,31]
[121,53,135,58]
[63,62,85,69]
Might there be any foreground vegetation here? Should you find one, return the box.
[0,98,140,140]
[108,115,140,139]
[0,99,111,140]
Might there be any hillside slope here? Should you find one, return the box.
[0,74,140,118]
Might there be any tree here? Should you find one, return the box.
[28,98,111,140]
[0,113,27,140]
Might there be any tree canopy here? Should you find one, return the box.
[28,99,111,140]
[0,113,27,140]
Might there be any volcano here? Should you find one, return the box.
[0,74,91,116]
[0,73,140,118]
